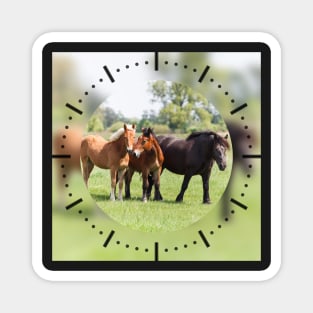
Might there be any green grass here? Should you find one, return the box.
[87,162,232,232]
[52,156,264,261]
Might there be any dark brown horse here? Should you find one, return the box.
[125,127,164,202]
[150,131,229,203]
[80,124,136,201]
[220,121,257,217]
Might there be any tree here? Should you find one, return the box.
[102,107,119,128]
[87,114,104,132]
[158,103,183,131]
[138,109,159,130]
[149,81,190,108]
[148,80,216,132]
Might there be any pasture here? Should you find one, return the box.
[87,158,232,232]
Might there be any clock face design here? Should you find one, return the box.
[32,33,281,280]
[83,78,232,233]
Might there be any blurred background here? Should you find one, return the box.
[52,50,261,261]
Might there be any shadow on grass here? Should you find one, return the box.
[123,197,194,206]
[90,192,110,202]
[90,191,209,207]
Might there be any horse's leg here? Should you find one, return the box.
[110,168,117,201]
[152,168,162,201]
[176,170,193,202]
[124,168,134,199]
[117,168,126,201]
[147,174,153,200]
[201,172,211,204]
[148,168,163,200]
[142,169,150,202]
[202,160,214,204]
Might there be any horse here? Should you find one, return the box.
[80,124,136,201]
[149,131,229,203]
[220,121,256,217]
[124,127,164,202]
[53,127,82,206]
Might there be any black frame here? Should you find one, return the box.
[42,42,271,271]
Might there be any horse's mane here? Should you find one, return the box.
[142,127,161,142]
[186,131,230,148]
[109,125,133,142]
[186,131,216,140]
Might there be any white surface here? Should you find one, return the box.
[1,0,309,311]
[32,32,281,282]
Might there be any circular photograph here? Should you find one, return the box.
[81,80,232,232]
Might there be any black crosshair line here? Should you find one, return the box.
[65,102,83,115]
[154,242,159,261]
[230,198,248,210]
[198,65,210,83]
[242,154,262,158]
[230,103,248,115]
[103,230,115,247]
[154,52,159,71]
[103,65,115,83]
[52,154,71,158]
[198,230,210,247]
[65,198,83,210]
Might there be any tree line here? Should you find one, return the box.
[87,81,225,134]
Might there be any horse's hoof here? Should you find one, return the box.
[203,200,212,204]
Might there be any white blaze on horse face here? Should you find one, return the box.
[126,144,133,152]
[122,124,136,152]
[133,149,142,158]
[124,135,132,152]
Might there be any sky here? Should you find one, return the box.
[56,52,260,119]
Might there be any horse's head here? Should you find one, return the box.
[132,127,154,158]
[212,134,229,171]
[123,124,136,152]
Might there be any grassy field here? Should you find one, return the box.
[52,155,264,262]
[87,160,232,232]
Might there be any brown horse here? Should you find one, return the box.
[53,127,82,206]
[80,124,136,200]
[125,127,164,202]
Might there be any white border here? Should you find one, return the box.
[32,32,281,281]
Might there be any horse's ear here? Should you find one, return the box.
[224,134,228,140]
[132,124,136,130]
[124,124,127,130]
